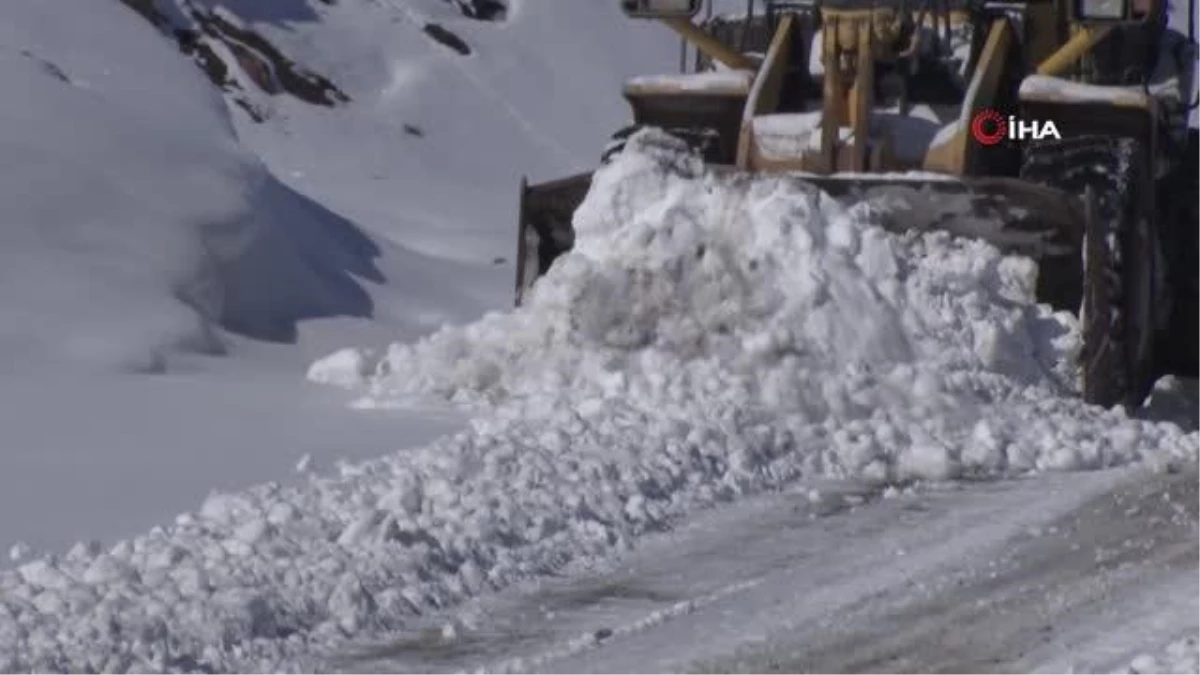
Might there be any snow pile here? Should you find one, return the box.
[348,129,1194,478]
[1125,636,1200,674]
[2,133,1195,673]
[0,0,389,373]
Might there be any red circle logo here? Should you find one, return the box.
[970,109,1007,146]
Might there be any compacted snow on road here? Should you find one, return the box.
[2,129,1194,672]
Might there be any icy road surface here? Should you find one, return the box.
[339,465,1198,674]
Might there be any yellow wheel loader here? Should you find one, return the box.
[516,0,1199,410]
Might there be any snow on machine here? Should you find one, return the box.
[516,0,1198,410]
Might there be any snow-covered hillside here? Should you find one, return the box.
[0,0,681,374]
[0,1,365,372]
[169,0,684,269]
[0,0,679,554]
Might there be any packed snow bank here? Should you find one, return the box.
[0,0,411,372]
[3,132,1195,673]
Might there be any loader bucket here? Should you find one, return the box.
[515,172,592,306]
[774,174,1088,312]
[515,170,1087,314]
[624,90,749,164]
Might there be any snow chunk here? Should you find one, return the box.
[307,348,380,389]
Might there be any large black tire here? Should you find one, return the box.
[1020,137,1159,409]
[1154,128,1198,378]
[600,124,721,165]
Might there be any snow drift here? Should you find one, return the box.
[0,0,386,373]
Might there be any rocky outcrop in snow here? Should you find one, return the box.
[117,0,350,121]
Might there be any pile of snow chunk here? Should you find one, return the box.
[349,129,1194,479]
[3,132,1196,673]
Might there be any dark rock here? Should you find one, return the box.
[19,50,70,84]
[423,23,471,56]
[192,9,350,105]
[446,0,507,20]
[119,0,351,123]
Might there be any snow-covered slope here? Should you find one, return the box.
[164,0,683,271]
[0,0,680,555]
[0,0,480,556]
[0,0,380,373]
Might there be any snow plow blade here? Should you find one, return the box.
[515,172,592,306]
[516,171,1086,312]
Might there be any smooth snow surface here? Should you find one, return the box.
[0,1,394,373]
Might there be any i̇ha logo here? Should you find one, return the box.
[970,108,1061,145]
